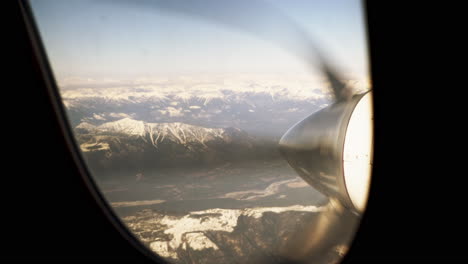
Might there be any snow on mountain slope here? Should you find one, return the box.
[60,74,370,137]
[145,122,226,147]
[73,116,282,174]
[59,74,371,107]
[97,118,146,136]
[124,205,326,260]
[59,74,335,108]
[84,118,229,147]
[75,118,242,152]
[75,122,97,133]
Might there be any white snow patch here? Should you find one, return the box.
[97,118,146,136]
[93,113,106,120]
[182,232,219,251]
[165,107,184,117]
[150,241,178,259]
[58,73,352,104]
[108,112,132,119]
[161,208,242,251]
[151,204,325,258]
[75,122,96,132]
[80,142,110,152]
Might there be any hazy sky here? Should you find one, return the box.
[30,0,369,81]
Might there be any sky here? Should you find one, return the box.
[30,0,369,81]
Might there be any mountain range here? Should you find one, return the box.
[123,205,345,264]
[75,118,280,178]
[60,75,343,138]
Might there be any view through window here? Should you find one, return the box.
[30,0,371,263]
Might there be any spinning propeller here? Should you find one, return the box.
[113,0,373,262]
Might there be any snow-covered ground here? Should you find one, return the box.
[125,204,326,259]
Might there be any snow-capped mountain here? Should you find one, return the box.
[64,91,327,138]
[65,74,370,176]
[75,118,278,177]
[77,118,242,148]
[97,118,146,136]
[58,74,371,137]
[59,73,335,102]
[122,204,346,264]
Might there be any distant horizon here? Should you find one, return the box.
[56,72,371,95]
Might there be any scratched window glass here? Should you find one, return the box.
[30,0,372,263]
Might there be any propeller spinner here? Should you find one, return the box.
[279,85,373,214]
[278,79,373,261]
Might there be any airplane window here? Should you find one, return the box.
[28,0,372,263]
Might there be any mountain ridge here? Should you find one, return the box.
[75,118,278,177]
[76,118,245,148]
